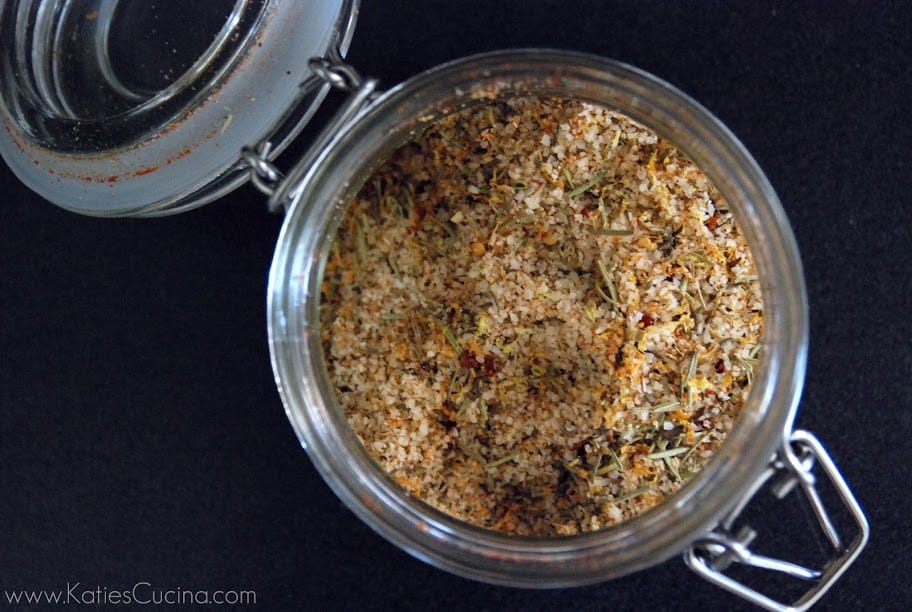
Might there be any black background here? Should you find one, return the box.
[1,2,910,610]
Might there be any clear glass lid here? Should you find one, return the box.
[0,0,357,216]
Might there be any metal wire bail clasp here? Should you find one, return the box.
[306,48,365,92]
[684,430,869,611]
[240,141,283,198]
[241,47,378,212]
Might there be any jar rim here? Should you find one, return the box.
[269,48,808,586]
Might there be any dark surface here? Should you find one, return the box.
[1,2,910,610]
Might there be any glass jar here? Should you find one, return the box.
[0,0,357,216]
[268,50,867,610]
[0,3,867,609]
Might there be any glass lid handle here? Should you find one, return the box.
[684,430,869,611]
[241,47,379,213]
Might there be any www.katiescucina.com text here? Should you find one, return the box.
[3,582,256,606]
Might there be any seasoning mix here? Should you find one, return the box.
[321,96,763,536]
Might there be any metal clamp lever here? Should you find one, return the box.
[242,47,378,212]
[684,430,869,611]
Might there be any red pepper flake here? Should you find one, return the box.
[409,200,432,233]
[134,166,159,177]
[580,204,599,217]
[461,350,478,370]
[714,359,726,373]
[482,355,497,377]
[640,313,655,328]
[706,214,719,231]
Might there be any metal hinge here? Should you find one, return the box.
[684,430,869,611]
[241,46,378,213]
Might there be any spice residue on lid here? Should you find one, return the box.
[322,96,763,535]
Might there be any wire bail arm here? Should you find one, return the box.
[241,47,378,212]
